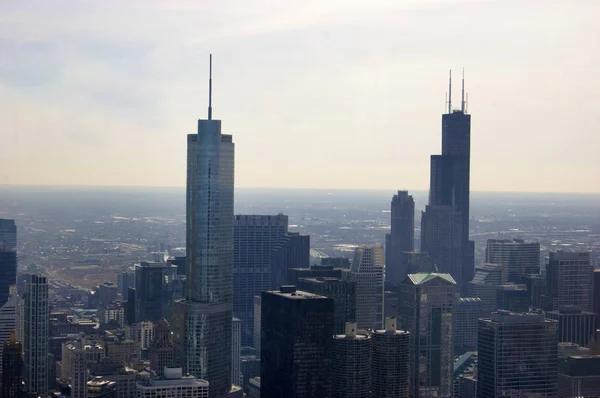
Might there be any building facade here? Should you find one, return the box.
[149,320,174,377]
[136,367,209,398]
[371,317,410,398]
[558,355,600,398]
[545,307,596,347]
[453,297,482,355]
[270,232,310,289]
[385,191,415,285]
[0,219,16,250]
[331,322,371,398]
[135,262,173,323]
[545,251,593,312]
[485,239,540,283]
[2,330,23,398]
[231,317,241,386]
[23,274,49,396]
[346,244,384,330]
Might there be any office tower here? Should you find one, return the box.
[127,321,154,356]
[545,307,596,346]
[331,322,372,398]
[253,296,261,355]
[117,272,134,298]
[399,273,457,397]
[287,265,343,285]
[371,317,410,398]
[558,355,600,398]
[467,263,506,317]
[420,205,463,289]
[90,358,137,398]
[248,377,260,398]
[99,302,125,327]
[453,297,483,355]
[0,219,16,250]
[260,286,333,398]
[496,283,531,313]
[421,72,473,293]
[149,320,174,377]
[545,251,593,311]
[477,310,558,397]
[2,330,22,397]
[270,232,310,288]
[125,288,135,325]
[297,277,356,334]
[346,244,384,330]
[135,262,173,322]
[385,191,415,285]
[0,247,17,308]
[136,367,209,398]
[231,317,241,386]
[103,338,137,363]
[452,351,477,398]
[522,273,546,310]
[67,339,105,398]
[166,256,186,276]
[172,56,235,398]
[98,282,118,308]
[0,290,17,384]
[486,239,541,283]
[23,274,49,396]
[594,268,600,327]
[233,214,288,346]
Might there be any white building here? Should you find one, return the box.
[0,289,18,383]
[136,367,209,398]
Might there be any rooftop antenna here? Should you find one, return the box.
[208,54,213,120]
[448,69,452,114]
[461,68,465,113]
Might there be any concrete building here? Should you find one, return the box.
[233,214,288,346]
[149,320,174,377]
[87,377,117,398]
[64,339,104,398]
[371,317,410,398]
[345,244,384,330]
[477,311,558,397]
[544,251,593,312]
[231,318,241,387]
[260,286,333,398]
[127,321,154,352]
[24,274,49,396]
[453,297,482,355]
[90,358,137,398]
[485,239,540,283]
[558,355,600,398]
[0,291,18,384]
[545,307,596,347]
[331,322,371,398]
[385,191,415,285]
[467,263,506,317]
[399,273,457,397]
[136,367,209,398]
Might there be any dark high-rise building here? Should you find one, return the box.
[0,219,16,250]
[260,286,333,398]
[233,214,288,346]
[544,251,593,312]
[135,262,173,323]
[593,269,600,328]
[125,287,135,325]
[116,272,134,298]
[172,56,235,398]
[0,247,17,307]
[385,191,415,285]
[331,322,372,398]
[23,274,49,396]
[167,256,186,275]
[453,297,483,355]
[545,307,596,347]
[467,263,506,318]
[297,277,356,334]
[270,232,310,289]
[287,265,342,285]
[486,239,541,283]
[2,330,22,397]
[371,317,410,398]
[149,319,174,377]
[558,355,600,398]
[399,272,457,397]
[522,273,546,310]
[477,311,558,397]
[421,72,474,293]
[496,283,531,313]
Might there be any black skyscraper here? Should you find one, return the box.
[134,262,173,322]
[260,286,333,398]
[385,191,415,285]
[421,71,474,292]
[0,247,17,307]
[2,330,23,398]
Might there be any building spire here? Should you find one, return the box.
[461,67,465,113]
[448,69,452,114]
[208,54,213,120]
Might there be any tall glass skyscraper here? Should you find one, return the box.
[385,191,415,285]
[24,274,49,396]
[173,56,235,398]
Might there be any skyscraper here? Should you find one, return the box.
[0,219,16,250]
[545,307,596,347]
[477,310,558,397]
[66,339,105,398]
[172,55,235,398]
[544,251,593,312]
[0,291,18,385]
[0,247,16,309]
[595,269,600,328]
[371,317,410,398]
[270,232,310,289]
[385,191,415,285]
[496,283,531,313]
[135,262,173,323]
[399,272,457,397]
[467,263,506,317]
[23,274,49,396]
[260,286,333,398]
[233,214,288,346]
[253,296,261,356]
[346,244,384,330]
[231,317,241,387]
[453,297,483,355]
[149,319,174,377]
[558,355,600,398]
[421,72,474,293]
[331,322,372,398]
[485,239,541,283]
[2,330,23,398]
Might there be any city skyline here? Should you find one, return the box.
[1,1,599,193]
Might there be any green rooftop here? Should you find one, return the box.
[407,272,457,286]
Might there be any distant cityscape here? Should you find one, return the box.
[0,64,599,398]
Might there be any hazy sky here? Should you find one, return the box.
[1,1,599,192]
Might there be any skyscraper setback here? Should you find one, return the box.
[421,71,474,292]
[173,55,235,397]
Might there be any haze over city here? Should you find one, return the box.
[1,0,599,192]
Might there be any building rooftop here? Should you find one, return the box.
[267,286,328,300]
[406,273,456,286]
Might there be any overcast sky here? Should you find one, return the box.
[0,0,598,192]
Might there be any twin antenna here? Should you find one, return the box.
[446,68,467,114]
[208,54,213,120]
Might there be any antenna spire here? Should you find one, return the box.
[448,69,452,114]
[461,68,465,113]
[208,54,213,120]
